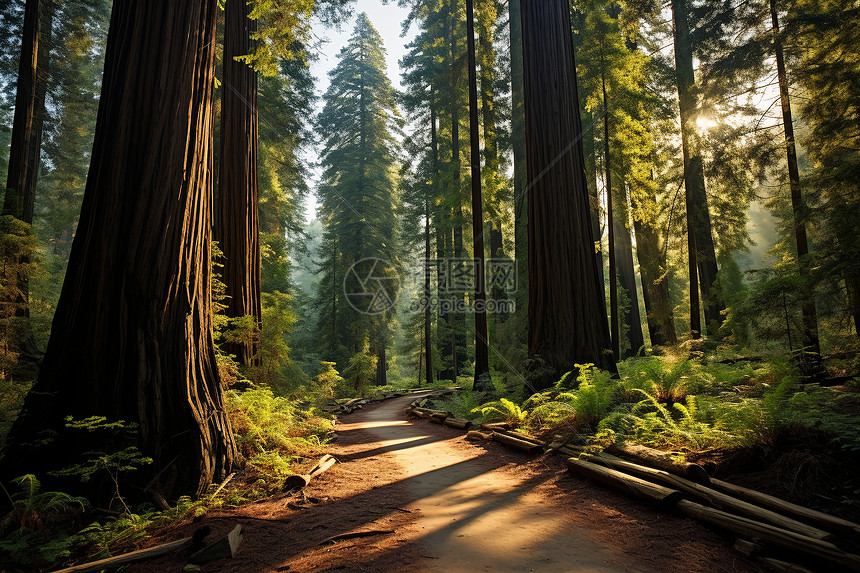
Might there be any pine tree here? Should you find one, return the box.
[315,13,402,385]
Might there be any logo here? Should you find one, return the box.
[343,258,399,315]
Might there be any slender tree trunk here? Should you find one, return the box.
[449,4,466,380]
[670,0,723,337]
[3,0,236,499]
[615,186,645,357]
[216,0,260,366]
[466,0,490,387]
[848,276,860,340]
[581,107,606,299]
[770,0,821,363]
[633,215,677,346]
[521,0,615,390]
[509,0,527,321]
[602,76,619,361]
[375,344,386,386]
[4,0,41,224]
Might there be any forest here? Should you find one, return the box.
[0,0,858,570]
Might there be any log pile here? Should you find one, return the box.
[323,387,448,416]
[566,449,860,571]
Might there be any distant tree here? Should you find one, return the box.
[315,14,401,384]
[521,0,615,389]
[3,0,236,500]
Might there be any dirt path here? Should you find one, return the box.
[137,394,760,572]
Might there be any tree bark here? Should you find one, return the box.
[633,215,677,346]
[466,0,490,386]
[614,190,645,357]
[603,75,619,361]
[521,0,615,390]
[670,0,724,337]
[770,0,821,363]
[509,0,527,321]
[3,0,236,499]
[216,0,261,366]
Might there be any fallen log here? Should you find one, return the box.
[566,457,683,507]
[284,454,337,490]
[708,477,860,540]
[188,524,243,565]
[50,537,194,573]
[491,432,543,454]
[676,500,860,571]
[579,453,831,540]
[465,430,492,441]
[444,417,472,430]
[429,412,451,424]
[480,422,510,431]
[606,442,710,484]
[493,428,544,447]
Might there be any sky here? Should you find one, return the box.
[304,1,416,218]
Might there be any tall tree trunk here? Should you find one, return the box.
[216,0,260,366]
[770,0,821,364]
[509,0,527,321]
[466,0,490,387]
[633,215,677,346]
[521,0,615,390]
[848,276,860,340]
[2,0,52,377]
[3,0,236,499]
[615,186,645,357]
[375,344,386,386]
[602,75,619,361]
[670,0,723,337]
[581,107,606,299]
[449,4,466,380]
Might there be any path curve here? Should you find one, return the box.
[135,393,759,573]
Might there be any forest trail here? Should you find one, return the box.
[136,393,759,572]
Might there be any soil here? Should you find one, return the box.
[131,393,762,572]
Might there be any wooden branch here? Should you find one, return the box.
[188,524,243,564]
[318,529,395,545]
[756,556,816,572]
[491,432,543,454]
[579,453,831,540]
[50,537,192,573]
[606,442,710,484]
[284,454,336,489]
[466,430,492,441]
[676,500,860,571]
[709,477,860,540]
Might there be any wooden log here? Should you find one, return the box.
[566,457,683,506]
[709,477,860,540]
[494,428,544,446]
[429,412,451,424]
[480,422,510,431]
[188,524,243,564]
[491,432,543,454]
[733,538,762,557]
[606,442,710,484]
[466,430,492,441]
[444,417,472,430]
[50,537,193,573]
[579,453,831,540]
[284,455,336,489]
[676,500,860,571]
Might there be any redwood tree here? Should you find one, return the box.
[216,0,261,366]
[3,0,236,498]
[521,0,615,389]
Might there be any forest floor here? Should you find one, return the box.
[133,393,762,573]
